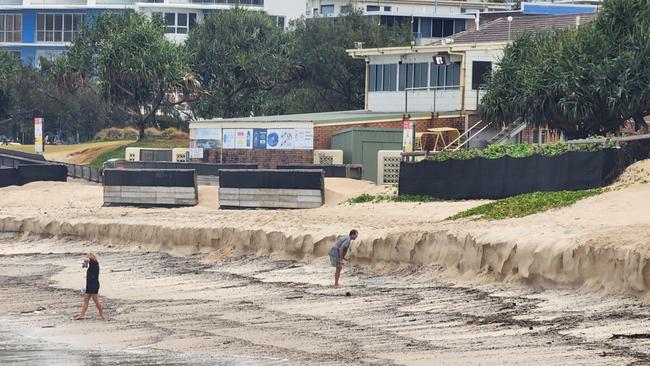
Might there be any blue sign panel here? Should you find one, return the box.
[253,128,267,149]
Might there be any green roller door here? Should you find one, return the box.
[331,128,402,182]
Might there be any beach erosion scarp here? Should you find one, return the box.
[2,168,650,300]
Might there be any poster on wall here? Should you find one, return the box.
[189,148,204,159]
[402,120,415,152]
[190,128,222,149]
[293,128,314,150]
[222,129,236,149]
[235,129,253,149]
[253,129,267,149]
[266,129,295,149]
[34,118,44,154]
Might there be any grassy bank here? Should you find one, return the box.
[448,189,603,220]
[90,139,187,168]
[347,193,440,204]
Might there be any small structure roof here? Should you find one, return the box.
[192,110,459,126]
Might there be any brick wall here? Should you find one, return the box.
[203,149,312,169]
[519,125,562,144]
[314,116,466,150]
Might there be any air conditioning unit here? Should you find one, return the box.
[172,148,189,162]
[125,147,140,162]
[313,150,343,165]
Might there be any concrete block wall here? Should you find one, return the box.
[313,150,343,165]
[104,186,198,206]
[219,187,323,209]
[377,150,402,185]
[204,149,312,169]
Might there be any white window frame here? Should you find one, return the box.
[0,14,21,43]
[36,13,85,43]
[159,12,197,34]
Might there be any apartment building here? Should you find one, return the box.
[0,0,305,66]
[307,1,510,43]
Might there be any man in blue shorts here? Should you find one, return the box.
[329,229,358,288]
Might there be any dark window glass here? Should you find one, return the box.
[320,4,334,15]
[471,61,492,90]
[367,5,380,11]
[368,64,377,92]
[432,19,443,37]
[443,19,454,37]
[420,18,432,38]
[414,63,428,88]
[177,13,187,26]
[454,19,466,33]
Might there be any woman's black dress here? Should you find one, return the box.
[85,260,100,294]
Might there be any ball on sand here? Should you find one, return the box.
[345,291,351,297]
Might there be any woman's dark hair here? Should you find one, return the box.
[349,229,358,236]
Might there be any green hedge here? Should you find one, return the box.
[429,139,618,162]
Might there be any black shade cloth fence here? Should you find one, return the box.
[399,149,622,200]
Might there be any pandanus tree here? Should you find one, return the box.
[54,12,198,140]
[480,0,650,139]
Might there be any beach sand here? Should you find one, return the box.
[2,169,650,364]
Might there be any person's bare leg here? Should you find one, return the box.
[334,267,342,288]
[91,294,105,320]
[76,294,90,319]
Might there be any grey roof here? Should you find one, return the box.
[446,13,596,44]
[193,110,460,125]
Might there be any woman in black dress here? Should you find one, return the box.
[75,253,105,320]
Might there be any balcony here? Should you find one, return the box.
[29,0,87,4]
[96,0,135,4]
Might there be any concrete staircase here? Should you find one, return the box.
[488,118,528,145]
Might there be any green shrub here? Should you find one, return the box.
[448,189,602,220]
[145,127,163,138]
[347,194,440,204]
[161,127,189,140]
[540,140,567,156]
[426,140,617,162]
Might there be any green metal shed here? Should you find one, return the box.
[331,128,403,182]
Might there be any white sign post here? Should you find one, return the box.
[34,118,44,154]
[402,120,415,152]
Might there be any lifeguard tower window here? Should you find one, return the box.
[472,61,492,90]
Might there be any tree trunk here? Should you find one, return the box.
[138,121,146,141]
[633,114,648,134]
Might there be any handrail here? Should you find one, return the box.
[442,119,489,151]
[453,123,493,151]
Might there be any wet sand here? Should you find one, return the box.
[1,234,650,365]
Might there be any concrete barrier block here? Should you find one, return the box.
[219,199,240,207]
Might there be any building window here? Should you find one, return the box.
[369,64,397,92]
[320,4,335,16]
[367,5,380,12]
[190,0,263,4]
[271,15,285,27]
[416,17,466,38]
[430,62,461,90]
[384,6,392,11]
[156,12,197,34]
[36,13,85,43]
[0,14,21,43]
[399,62,429,91]
[471,61,492,90]
[340,5,352,14]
